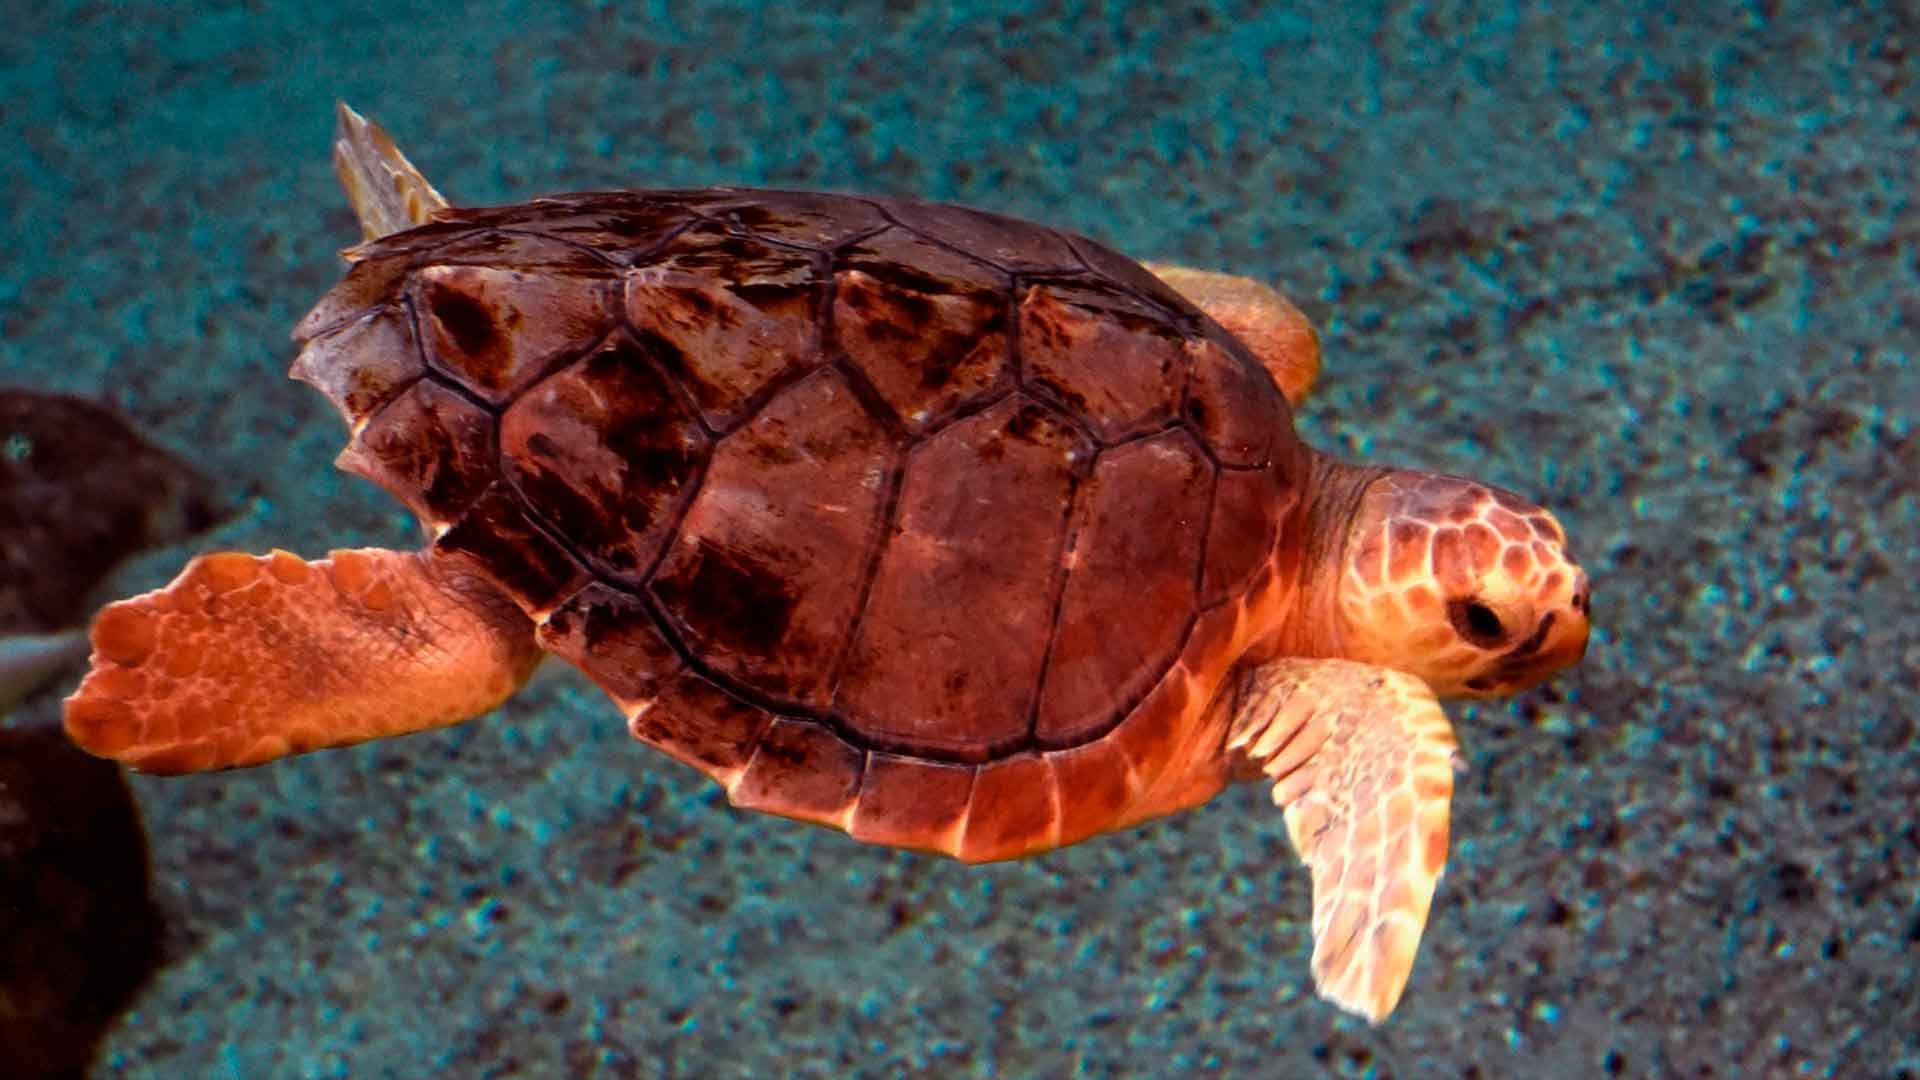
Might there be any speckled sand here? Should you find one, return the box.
[3,2,1915,1076]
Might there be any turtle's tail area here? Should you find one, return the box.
[331,101,452,245]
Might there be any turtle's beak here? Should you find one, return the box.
[1494,568,1591,688]
[1559,571,1592,665]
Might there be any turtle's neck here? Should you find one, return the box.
[1280,450,1386,658]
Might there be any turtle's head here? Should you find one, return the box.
[1331,469,1590,697]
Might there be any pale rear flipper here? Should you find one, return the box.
[1226,657,1460,1024]
[1145,263,1320,407]
[64,548,542,774]
[332,101,451,242]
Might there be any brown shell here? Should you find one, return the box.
[293,190,1307,860]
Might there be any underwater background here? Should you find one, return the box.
[3,0,1916,1075]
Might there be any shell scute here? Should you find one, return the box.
[833,267,1011,433]
[837,223,1011,295]
[835,395,1091,760]
[696,190,891,251]
[847,753,974,854]
[632,668,775,782]
[1035,430,1211,746]
[1018,282,1187,443]
[290,306,421,425]
[1048,738,1142,848]
[434,483,588,614]
[535,582,680,711]
[501,335,708,580]
[1202,466,1293,607]
[729,717,864,828]
[1185,335,1283,468]
[1063,232,1199,321]
[293,254,420,341]
[418,228,617,273]
[959,753,1059,862]
[1103,666,1194,801]
[883,198,1081,274]
[644,217,819,286]
[413,264,613,404]
[446,194,702,264]
[336,378,495,526]
[623,226,822,430]
[649,367,895,710]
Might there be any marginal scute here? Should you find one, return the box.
[501,335,708,580]
[833,267,1011,432]
[414,264,612,404]
[1104,666,1194,809]
[729,718,865,827]
[335,378,495,524]
[535,583,681,710]
[848,753,975,854]
[1063,232,1199,321]
[433,483,588,614]
[441,194,700,264]
[882,197,1081,274]
[835,395,1091,759]
[649,367,895,709]
[959,753,1059,862]
[293,254,418,342]
[1185,336,1282,468]
[630,668,773,782]
[419,229,616,273]
[698,191,891,250]
[290,306,421,425]
[1182,601,1244,690]
[1035,431,1211,746]
[1121,662,1239,823]
[836,224,1010,296]
[1048,738,1141,848]
[346,214,491,262]
[1019,283,1186,443]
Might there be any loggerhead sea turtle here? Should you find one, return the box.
[64,105,1590,1022]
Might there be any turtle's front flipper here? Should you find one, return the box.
[1144,264,1320,407]
[1226,657,1460,1024]
[332,101,451,242]
[64,549,542,774]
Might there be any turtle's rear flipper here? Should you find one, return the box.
[1144,264,1320,407]
[1226,657,1460,1024]
[332,101,452,243]
[63,548,542,774]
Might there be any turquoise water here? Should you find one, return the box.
[3,2,1916,1075]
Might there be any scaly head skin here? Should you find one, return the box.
[1294,458,1591,696]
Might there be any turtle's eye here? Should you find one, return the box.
[1448,597,1506,647]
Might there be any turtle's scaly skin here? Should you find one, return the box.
[71,549,541,773]
[292,191,1306,860]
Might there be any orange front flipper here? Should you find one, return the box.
[64,548,543,774]
[1226,658,1461,1024]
